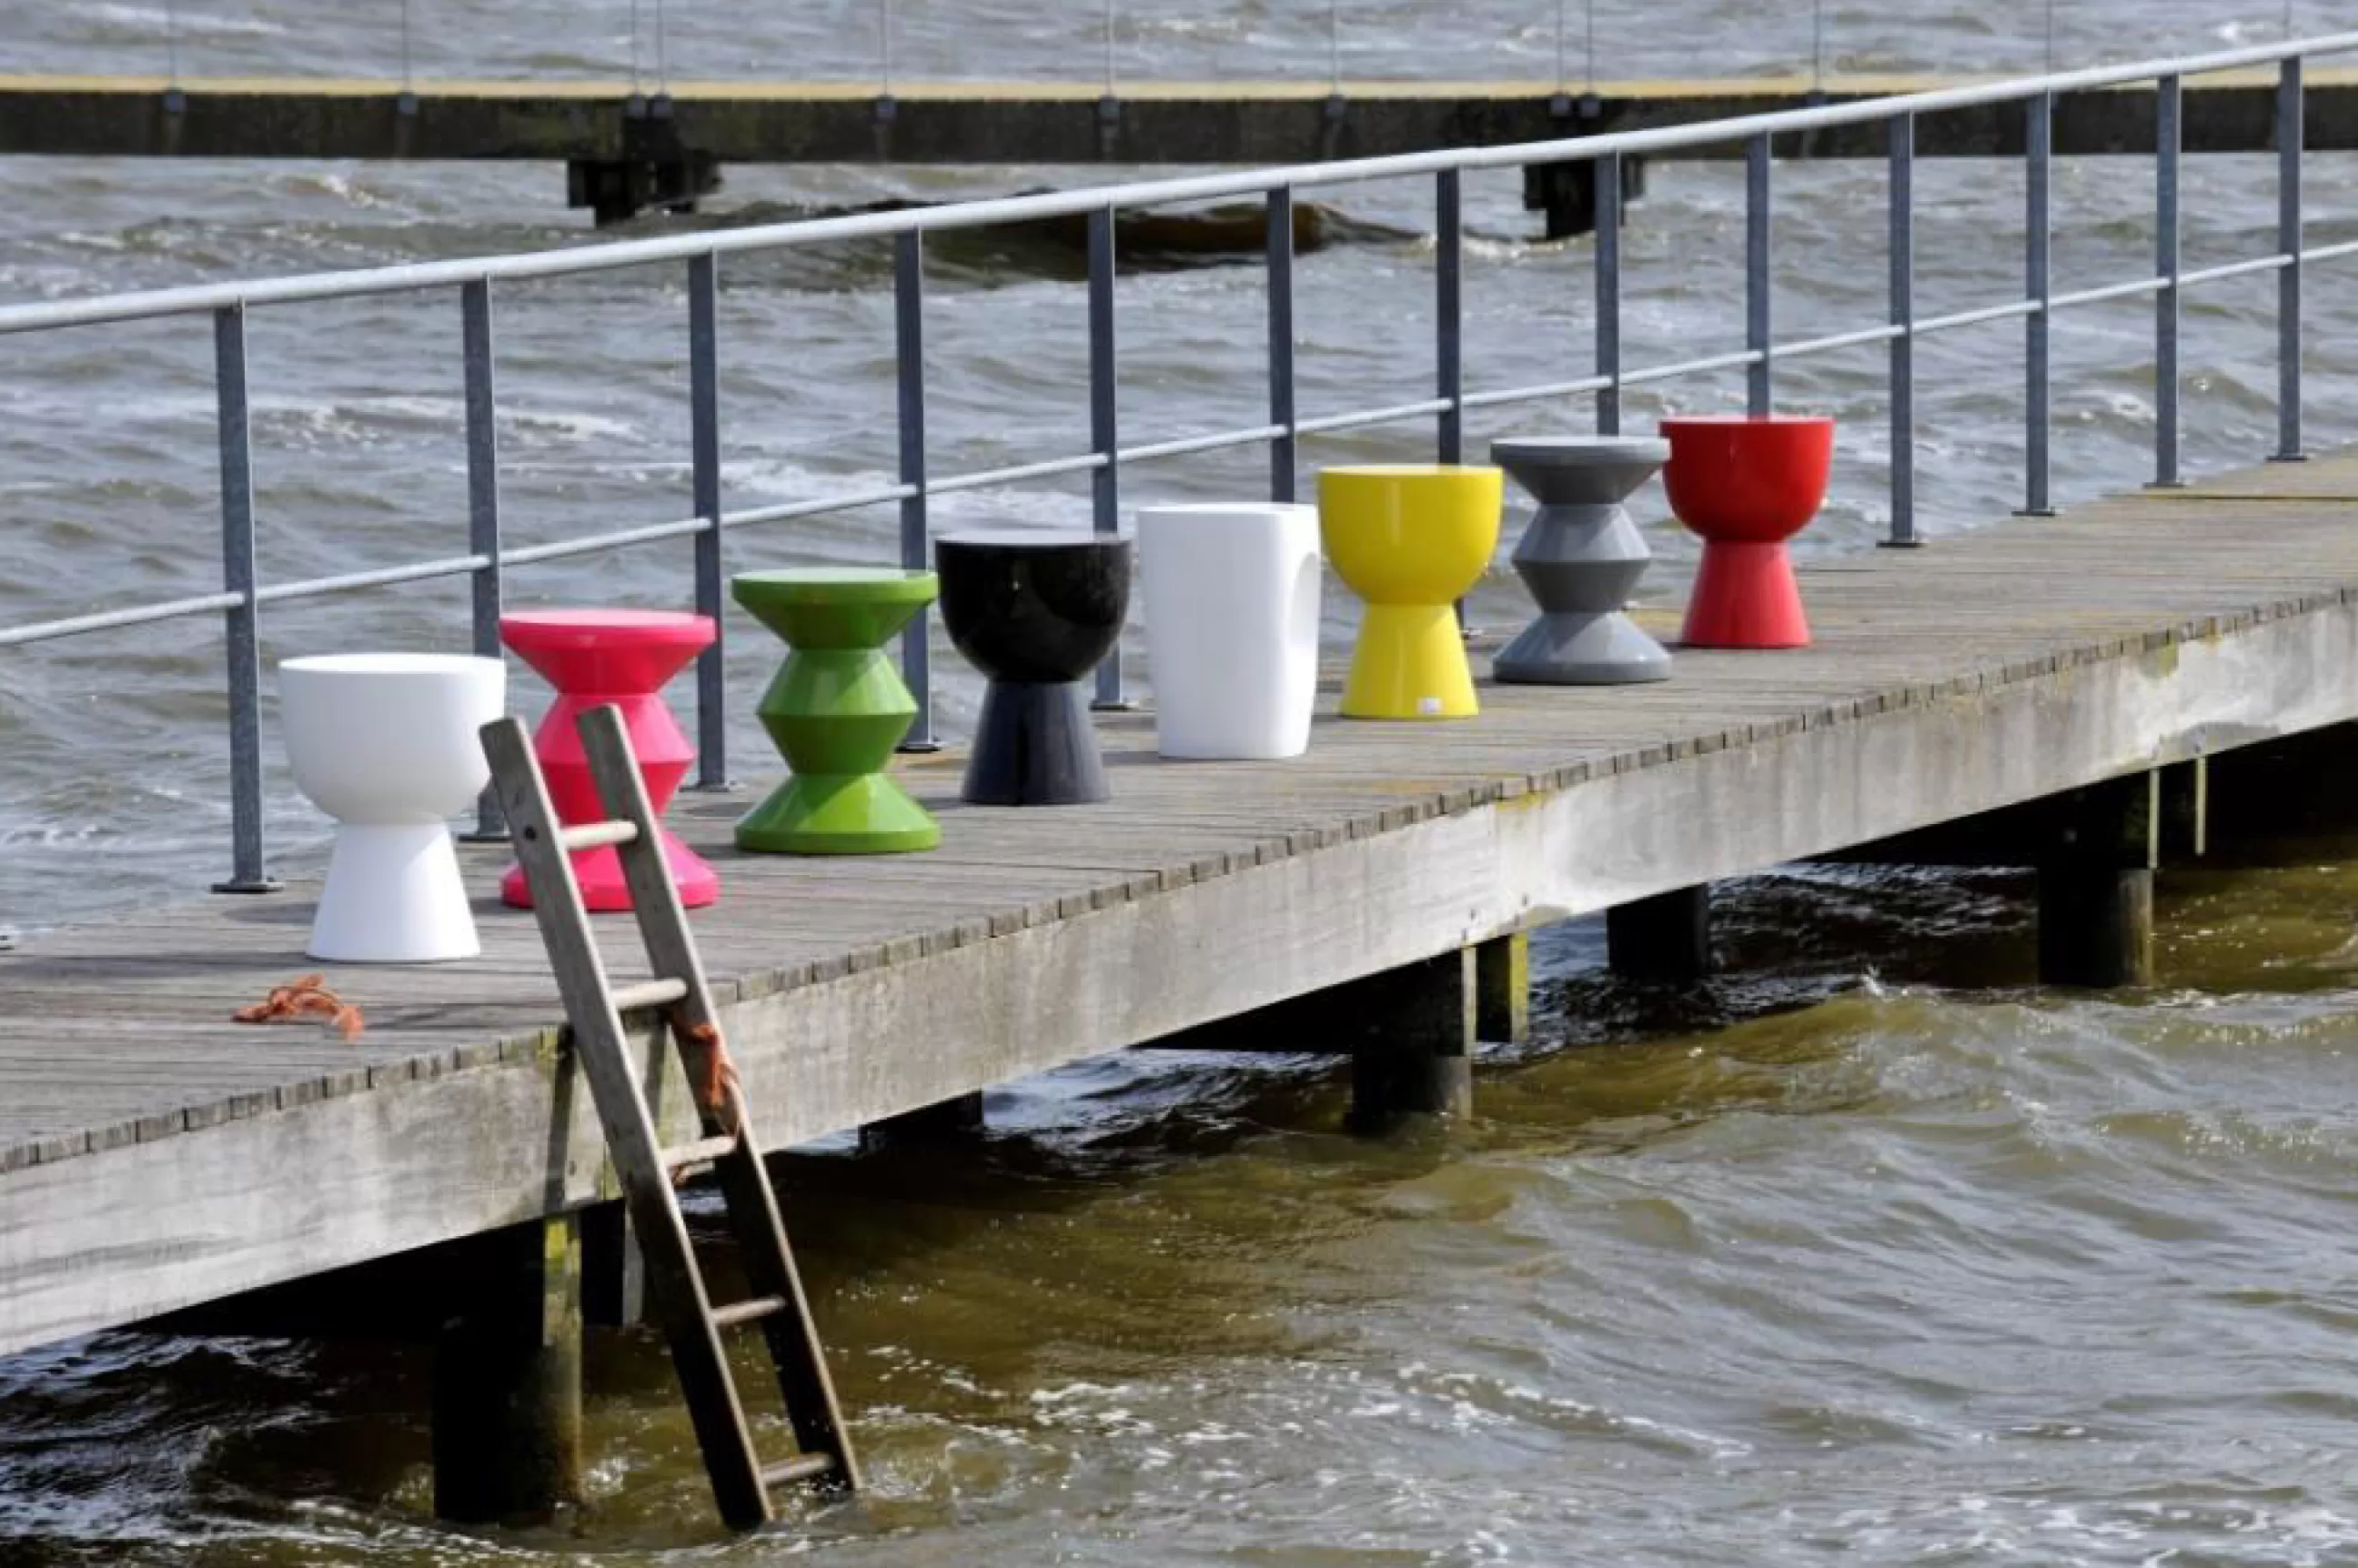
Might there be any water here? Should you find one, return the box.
[12,861,2358,1565]
[5,1,2358,1563]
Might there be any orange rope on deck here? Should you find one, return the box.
[232,974,365,1040]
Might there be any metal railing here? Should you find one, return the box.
[1,33,2353,893]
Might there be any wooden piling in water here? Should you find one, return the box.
[2037,773,2157,989]
[1607,886,1713,981]
[431,1214,584,1524]
[1346,950,1476,1132]
[1476,931,1531,1043]
[1141,945,1483,1129]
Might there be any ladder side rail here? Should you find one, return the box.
[571,703,736,1138]
[709,1150,862,1492]
[478,715,777,1529]
[572,702,864,1491]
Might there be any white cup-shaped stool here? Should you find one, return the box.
[1138,503,1323,759]
[279,653,507,962]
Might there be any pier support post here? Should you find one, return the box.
[2160,756,2207,859]
[1475,930,1531,1043]
[1523,156,1647,240]
[859,1091,987,1151]
[1347,949,1476,1133]
[1132,949,1479,1130]
[567,151,720,226]
[431,1215,584,1524]
[1607,885,1712,980]
[2038,773,2156,988]
[580,1201,646,1327]
[567,108,720,226]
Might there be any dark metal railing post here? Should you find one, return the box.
[461,278,508,839]
[2022,90,2053,515]
[687,251,729,785]
[1596,152,1623,437]
[2275,54,2306,462]
[1266,185,1297,501]
[2153,72,2183,488]
[1885,113,1918,548]
[1746,131,1772,415]
[210,305,276,893]
[894,230,939,749]
[1436,168,1463,464]
[1086,205,1125,709]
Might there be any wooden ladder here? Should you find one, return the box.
[480,703,861,1529]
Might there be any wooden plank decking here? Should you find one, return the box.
[5,451,2358,1355]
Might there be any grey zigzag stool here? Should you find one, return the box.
[1491,437,1673,686]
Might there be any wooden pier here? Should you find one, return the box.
[8,448,2358,1346]
[0,69,2347,224]
[6,449,2358,1508]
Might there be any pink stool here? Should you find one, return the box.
[498,608,720,911]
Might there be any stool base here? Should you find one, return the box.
[964,679,1110,806]
[1495,611,1671,685]
[311,822,479,963]
[499,832,719,910]
[1681,540,1810,648]
[736,774,942,854]
[1342,602,1479,719]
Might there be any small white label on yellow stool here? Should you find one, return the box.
[1418,697,1442,717]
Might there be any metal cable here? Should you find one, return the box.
[880,0,892,95]
[655,0,669,94]
[2045,0,2057,73]
[1330,0,1342,93]
[1812,0,1825,91]
[165,0,179,85]
[629,0,642,95]
[400,0,413,92]
[1103,0,1116,95]
[1586,0,1597,95]
[1555,0,1567,92]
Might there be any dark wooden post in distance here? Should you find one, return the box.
[2038,771,2157,987]
[432,1214,585,1523]
[1607,885,1712,980]
[1521,156,1648,240]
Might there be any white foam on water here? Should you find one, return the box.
[82,3,288,37]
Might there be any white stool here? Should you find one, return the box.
[1137,502,1322,759]
[279,653,507,962]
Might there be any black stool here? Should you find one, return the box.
[936,529,1132,806]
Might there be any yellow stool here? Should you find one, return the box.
[1317,464,1503,719]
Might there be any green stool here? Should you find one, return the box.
[733,568,942,854]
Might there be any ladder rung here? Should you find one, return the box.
[610,977,690,1013]
[559,819,640,852]
[759,1452,839,1490]
[660,1132,739,1171]
[710,1294,786,1330]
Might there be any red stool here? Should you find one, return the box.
[1661,414,1833,648]
[498,608,720,910]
